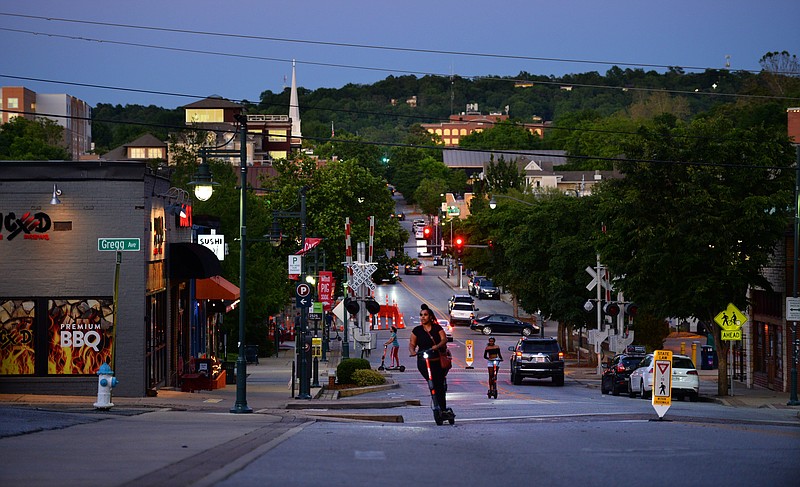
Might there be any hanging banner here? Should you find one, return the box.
[297,237,323,256]
[318,271,336,311]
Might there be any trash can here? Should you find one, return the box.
[701,345,716,370]
[222,361,236,384]
[245,345,259,364]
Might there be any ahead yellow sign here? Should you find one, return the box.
[721,330,742,341]
[714,303,747,331]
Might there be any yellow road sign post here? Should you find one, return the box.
[714,303,746,341]
[652,350,673,418]
[465,340,474,369]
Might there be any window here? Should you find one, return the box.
[7,97,19,109]
[146,148,164,159]
[129,148,146,158]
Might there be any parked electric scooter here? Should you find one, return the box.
[419,349,455,425]
[487,357,502,399]
[378,345,406,372]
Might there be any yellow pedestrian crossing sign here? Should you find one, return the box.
[714,303,747,331]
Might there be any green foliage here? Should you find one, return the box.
[484,154,525,193]
[352,369,386,387]
[414,178,448,216]
[92,103,182,154]
[0,117,69,160]
[630,312,670,352]
[459,120,542,150]
[336,358,371,384]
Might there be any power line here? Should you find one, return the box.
[2,108,790,171]
[0,12,780,75]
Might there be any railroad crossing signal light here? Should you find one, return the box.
[625,303,638,317]
[423,226,432,239]
[344,296,360,314]
[603,302,620,317]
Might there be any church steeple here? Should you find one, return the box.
[289,59,302,146]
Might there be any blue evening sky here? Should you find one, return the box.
[1,0,798,108]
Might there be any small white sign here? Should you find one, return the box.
[198,234,225,260]
[288,255,302,275]
[787,297,800,322]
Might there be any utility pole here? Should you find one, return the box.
[790,145,800,406]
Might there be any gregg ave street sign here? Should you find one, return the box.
[98,238,140,251]
[652,349,673,418]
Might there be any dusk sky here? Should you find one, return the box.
[1,1,798,109]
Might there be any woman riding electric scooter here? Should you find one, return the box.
[409,304,454,424]
[483,337,503,398]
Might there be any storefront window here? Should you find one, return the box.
[48,299,115,375]
[0,299,36,375]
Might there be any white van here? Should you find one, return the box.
[417,239,431,257]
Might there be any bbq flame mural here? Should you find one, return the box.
[48,299,114,375]
[0,298,114,376]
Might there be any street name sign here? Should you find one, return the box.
[652,349,672,418]
[98,238,140,251]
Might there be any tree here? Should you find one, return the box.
[0,117,69,160]
[595,115,795,395]
[458,120,542,150]
[484,154,524,193]
[759,51,800,96]
[414,178,448,217]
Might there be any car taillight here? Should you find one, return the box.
[616,364,626,372]
[558,352,564,360]
[687,370,698,375]
[470,313,474,319]
[515,351,522,358]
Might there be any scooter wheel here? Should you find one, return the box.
[399,365,406,372]
[492,391,498,399]
[378,366,385,371]
[433,410,444,426]
[446,408,456,425]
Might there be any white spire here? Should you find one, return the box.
[289,59,302,144]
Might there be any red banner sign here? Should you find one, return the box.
[318,271,335,311]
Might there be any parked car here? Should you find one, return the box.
[467,275,485,296]
[438,319,454,342]
[449,302,478,326]
[601,347,647,396]
[508,337,564,386]
[404,260,422,275]
[628,353,700,401]
[476,279,500,299]
[448,293,474,311]
[470,314,539,336]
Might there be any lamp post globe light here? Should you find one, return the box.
[188,159,220,201]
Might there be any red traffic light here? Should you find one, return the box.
[454,236,464,248]
[603,302,620,317]
[423,226,432,238]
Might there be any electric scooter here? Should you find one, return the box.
[419,349,455,425]
[378,345,406,372]
[487,358,502,399]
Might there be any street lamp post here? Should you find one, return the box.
[790,145,800,406]
[193,115,252,413]
[271,187,311,399]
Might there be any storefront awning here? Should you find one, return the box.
[196,276,240,301]
[169,242,222,280]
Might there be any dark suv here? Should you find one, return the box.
[508,337,565,386]
[601,348,646,396]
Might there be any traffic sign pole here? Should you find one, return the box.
[652,350,673,419]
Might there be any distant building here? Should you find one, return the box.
[788,107,800,143]
[421,103,547,147]
[1,86,92,160]
[101,133,167,162]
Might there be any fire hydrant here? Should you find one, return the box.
[93,363,118,410]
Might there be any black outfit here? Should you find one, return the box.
[412,322,447,410]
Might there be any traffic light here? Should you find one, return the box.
[624,303,638,317]
[423,226,432,239]
[344,296,359,314]
[454,236,464,255]
[365,298,381,315]
[603,302,620,317]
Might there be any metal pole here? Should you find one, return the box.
[297,188,312,399]
[232,119,252,413]
[596,254,603,375]
[790,145,800,405]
